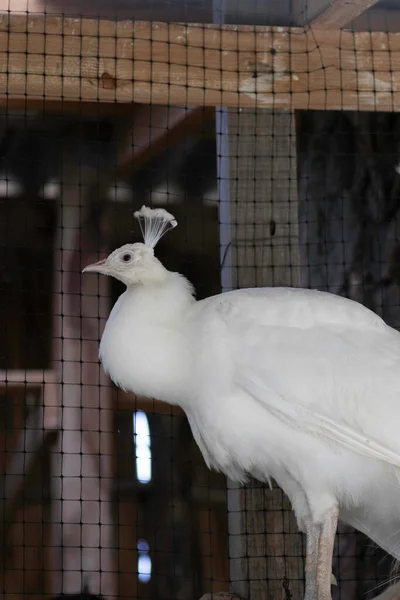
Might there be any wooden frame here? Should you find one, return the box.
[1,13,400,113]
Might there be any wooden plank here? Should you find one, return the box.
[1,13,400,111]
[311,0,380,29]
[219,109,300,291]
[0,97,137,115]
[217,108,303,600]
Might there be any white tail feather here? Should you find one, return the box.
[134,205,177,248]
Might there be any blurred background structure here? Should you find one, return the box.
[1,1,400,599]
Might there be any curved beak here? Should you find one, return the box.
[82,259,108,275]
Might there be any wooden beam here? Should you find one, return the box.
[0,97,136,115]
[311,0,380,29]
[218,109,303,599]
[1,13,400,112]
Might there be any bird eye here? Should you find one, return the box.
[122,253,132,263]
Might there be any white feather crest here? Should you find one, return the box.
[134,205,178,248]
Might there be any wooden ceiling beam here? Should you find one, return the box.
[1,13,400,112]
[0,97,136,116]
[311,0,380,29]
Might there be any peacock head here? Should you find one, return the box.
[82,206,177,287]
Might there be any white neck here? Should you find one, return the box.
[127,271,195,322]
[99,272,195,405]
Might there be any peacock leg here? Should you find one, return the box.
[316,505,339,600]
[304,522,320,600]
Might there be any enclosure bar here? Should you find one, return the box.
[1,13,400,112]
[310,0,380,29]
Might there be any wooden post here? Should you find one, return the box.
[50,158,116,598]
[216,108,303,600]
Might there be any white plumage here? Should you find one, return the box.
[83,206,400,600]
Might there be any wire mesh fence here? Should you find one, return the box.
[0,1,400,600]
